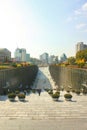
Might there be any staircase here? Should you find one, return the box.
[0,67,87,120]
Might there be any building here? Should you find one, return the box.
[26,54,30,62]
[60,53,67,62]
[0,48,11,62]
[14,48,26,62]
[48,55,58,64]
[76,42,87,53]
[40,53,49,64]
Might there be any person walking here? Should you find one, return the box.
[38,89,41,96]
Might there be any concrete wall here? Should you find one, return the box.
[0,65,38,94]
[49,65,87,90]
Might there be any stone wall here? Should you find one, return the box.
[0,65,38,94]
[49,65,87,90]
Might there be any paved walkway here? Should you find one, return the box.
[0,67,87,130]
[0,118,87,130]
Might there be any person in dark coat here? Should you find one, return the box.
[38,89,41,96]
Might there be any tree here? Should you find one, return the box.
[76,59,85,68]
[68,57,76,65]
[76,49,87,61]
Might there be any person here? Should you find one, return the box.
[38,89,41,96]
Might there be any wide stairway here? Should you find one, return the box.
[0,67,87,120]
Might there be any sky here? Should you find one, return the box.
[0,0,87,59]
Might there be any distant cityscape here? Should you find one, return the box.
[0,42,87,65]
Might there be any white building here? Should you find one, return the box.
[0,48,11,62]
[40,53,49,64]
[14,48,26,62]
[76,42,87,53]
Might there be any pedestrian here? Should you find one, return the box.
[38,89,41,96]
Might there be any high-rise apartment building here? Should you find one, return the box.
[76,42,87,53]
[14,48,26,62]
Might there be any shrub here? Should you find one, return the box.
[17,64,22,67]
[55,91,60,95]
[0,65,10,69]
[11,63,17,67]
[18,93,25,99]
[48,90,53,95]
[8,93,16,98]
[76,59,85,68]
[75,90,81,95]
[64,93,72,99]
[52,93,60,98]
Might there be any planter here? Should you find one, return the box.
[64,93,72,101]
[8,93,16,101]
[19,98,25,101]
[75,90,81,95]
[52,93,60,101]
[65,98,72,101]
[9,98,15,101]
[18,93,25,101]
